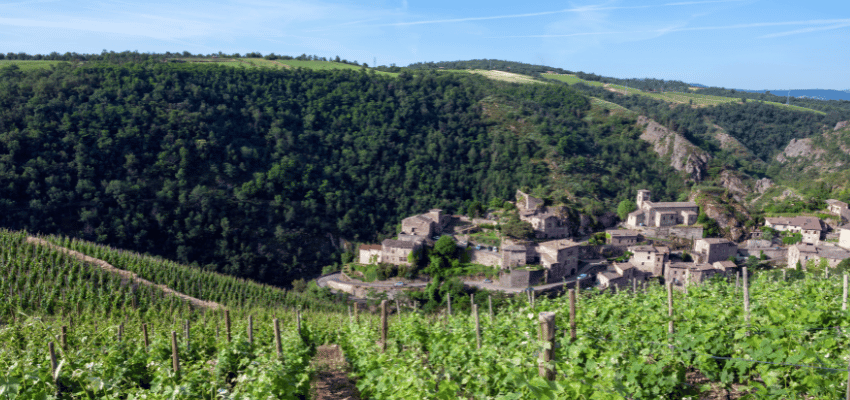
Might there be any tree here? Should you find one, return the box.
[467,200,484,219]
[433,236,457,259]
[502,217,534,239]
[291,278,307,292]
[616,199,637,221]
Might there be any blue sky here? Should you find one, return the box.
[1,0,848,89]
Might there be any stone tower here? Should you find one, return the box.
[636,190,651,210]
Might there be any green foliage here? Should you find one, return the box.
[588,232,607,245]
[698,211,721,238]
[466,200,485,219]
[682,252,693,262]
[617,199,637,220]
[291,278,307,292]
[502,216,534,239]
[781,231,803,245]
[433,236,457,259]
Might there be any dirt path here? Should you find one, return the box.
[26,236,223,310]
[310,344,360,400]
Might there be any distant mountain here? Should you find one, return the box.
[738,89,850,101]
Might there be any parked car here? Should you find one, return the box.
[578,273,588,279]
[483,279,493,283]
[394,281,405,286]
[491,247,497,252]
[432,236,440,241]
[475,245,481,250]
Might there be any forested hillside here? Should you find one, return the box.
[0,59,691,285]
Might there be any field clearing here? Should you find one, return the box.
[0,60,65,70]
[178,57,398,76]
[589,97,637,114]
[459,69,548,84]
[545,74,825,114]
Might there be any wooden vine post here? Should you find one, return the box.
[48,341,58,380]
[538,312,556,380]
[569,288,577,342]
[380,300,388,353]
[273,318,283,357]
[118,323,124,342]
[247,315,253,346]
[743,267,750,327]
[142,323,150,349]
[844,274,848,312]
[184,321,190,352]
[488,295,493,323]
[60,326,67,350]
[447,293,452,316]
[225,310,232,343]
[667,282,674,348]
[472,304,481,350]
[171,331,180,376]
[296,309,302,337]
[354,302,360,324]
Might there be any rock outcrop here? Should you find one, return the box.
[637,116,711,181]
[775,138,825,162]
[719,171,749,202]
[835,121,849,131]
[690,189,752,242]
[755,178,773,194]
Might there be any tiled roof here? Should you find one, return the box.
[359,244,382,251]
[698,238,734,245]
[607,230,639,237]
[382,239,418,249]
[765,216,823,231]
[629,245,658,252]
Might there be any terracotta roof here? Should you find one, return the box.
[359,244,382,251]
[503,245,526,251]
[647,201,698,208]
[713,261,737,270]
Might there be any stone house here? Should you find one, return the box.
[626,189,699,228]
[502,244,528,268]
[628,245,670,276]
[827,199,849,217]
[358,244,382,264]
[712,261,739,276]
[537,239,580,281]
[764,216,824,244]
[840,224,850,250]
[665,262,719,287]
[516,191,570,239]
[380,238,424,266]
[787,243,850,270]
[694,238,738,263]
[401,209,450,238]
[606,230,641,246]
[597,262,651,289]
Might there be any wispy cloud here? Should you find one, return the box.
[380,0,745,27]
[491,18,850,38]
[760,22,850,38]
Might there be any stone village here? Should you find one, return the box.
[328,189,850,298]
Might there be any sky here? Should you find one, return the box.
[1,0,848,90]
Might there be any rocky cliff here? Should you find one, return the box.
[637,116,711,181]
[690,188,752,242]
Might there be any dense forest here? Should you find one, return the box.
[0,58,690,286]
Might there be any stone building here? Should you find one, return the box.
[537,239,581,281]
[694,238,738,263]
[665,262,720,287]
[764,216,824,244]
[840,224,850,250]
[401,209,450,238]
[606,230,641,246]
[827,199,850,222]
[380,238,424,265]
[597,262,651,289]
[358,244,382,264]
[516,191,570,239]
[502,244,528,268]
[787,243,850,270]
[628,245,670,276]
[626,189,699,228]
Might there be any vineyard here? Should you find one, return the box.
[4,226,850,398]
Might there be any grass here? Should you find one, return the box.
[469,231,501,247]
[441,69,547,84]
[543,74,826,115]
[176,57,398,76]
[0,60,66,70]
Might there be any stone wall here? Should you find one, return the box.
[468,248,502,267]
[644,226,704,240]
[578,245,625,259]
[738,247,786,261]
[500,269,545,288]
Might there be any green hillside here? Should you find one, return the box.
[544,73,826,114]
